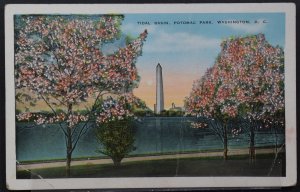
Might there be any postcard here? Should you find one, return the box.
[5,3,296,190]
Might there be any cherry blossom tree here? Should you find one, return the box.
[185,34,284,160]
[186,66,234,160]
[223,34,284,160]
[15,15,147,176]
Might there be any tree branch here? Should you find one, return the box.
[39,94,68,136]
[71,91,104,151]
[208,119,224,144]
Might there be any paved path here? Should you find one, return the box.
[17,148,276,170]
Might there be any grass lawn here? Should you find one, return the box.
[17,153,284,179]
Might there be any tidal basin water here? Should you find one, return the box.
[16,117,284,161]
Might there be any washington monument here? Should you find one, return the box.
[155,63,164,114]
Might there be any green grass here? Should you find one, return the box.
[17,153,284,179]
[18,149,225,164]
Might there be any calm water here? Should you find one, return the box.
[16,117,284,161]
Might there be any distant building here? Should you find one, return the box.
[171,102,176,108]
[170,103,183,112]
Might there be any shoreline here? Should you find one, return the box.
[17,147,281,170]
[16,145,281,164]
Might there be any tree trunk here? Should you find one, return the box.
[223,123,228,160]
[274,127,278,154]
[66,149,72,177]
[66,103,73,177]
[112,158,122,167]
[249,127,255,162]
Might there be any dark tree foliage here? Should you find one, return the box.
[96,118,136,166]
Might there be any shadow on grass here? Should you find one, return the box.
[17,153,284,179]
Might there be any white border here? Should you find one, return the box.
[5,3,296,190]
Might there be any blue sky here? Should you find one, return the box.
[115,13,285,109]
